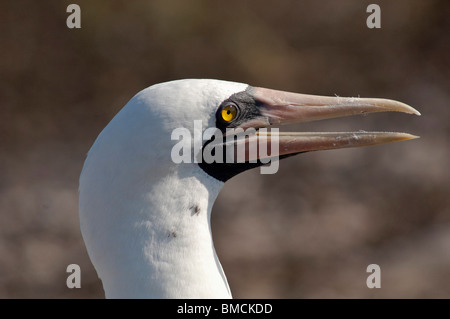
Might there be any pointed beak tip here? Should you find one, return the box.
[392,133,420,143]
[405,106,421,116]
[408,134,420,140]
[378,99,421,116]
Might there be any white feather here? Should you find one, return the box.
[79,79,248,298]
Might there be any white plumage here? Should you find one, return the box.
[79,79,419,298]
[80,80,246,298]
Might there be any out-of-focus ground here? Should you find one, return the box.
[0,0,449,298]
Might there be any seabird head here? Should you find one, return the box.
[79,79,419,298]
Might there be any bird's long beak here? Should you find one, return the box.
[232,87,420,161]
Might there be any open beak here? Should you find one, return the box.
[231,87,420,162]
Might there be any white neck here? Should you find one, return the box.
[80,165,231,298]
[79,79,251,298]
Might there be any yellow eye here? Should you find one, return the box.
[221,104,238,122]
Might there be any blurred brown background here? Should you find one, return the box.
[0,0,449,298]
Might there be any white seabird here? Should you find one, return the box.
[79,79,420,298]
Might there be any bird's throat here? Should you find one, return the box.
[90,171,232,298]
